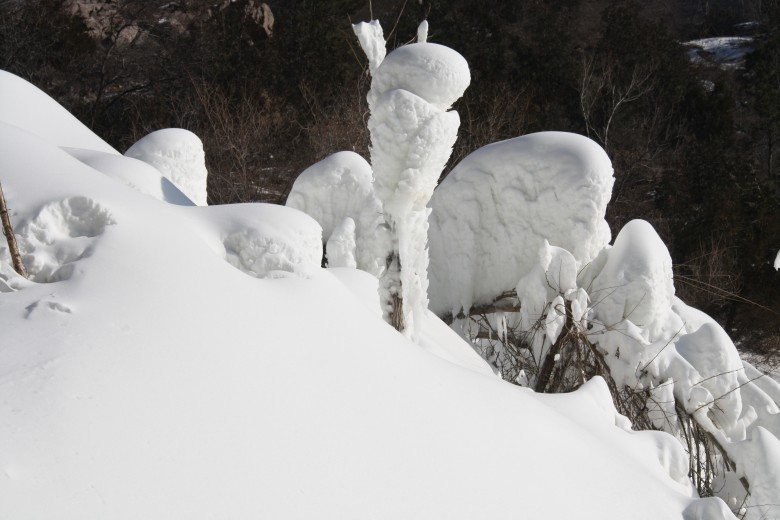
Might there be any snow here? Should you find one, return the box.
[0,68,725,520]
[428,131,614,317]
[352,20,386,74]
[366,41,470,113]
[0,70,118,154]
[357,24,470,337]
[684,37,754,70]
[285,151,387,275]
[125,128,209,206]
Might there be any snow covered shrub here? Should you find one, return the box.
[125,128,208,206]
[285,151,385,274]
[354,20,470,337]
[428,131,614,318]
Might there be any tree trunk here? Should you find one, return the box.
[0,182,28,278]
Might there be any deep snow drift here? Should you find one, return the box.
[0,69,727,518]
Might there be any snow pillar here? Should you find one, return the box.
[353,21,470,338]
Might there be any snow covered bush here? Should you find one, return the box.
[353,20,470,337]
[125,128,209,206]
[285,151,385,274]
[427,131,614,317]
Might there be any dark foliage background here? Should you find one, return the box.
[2,0,779,352]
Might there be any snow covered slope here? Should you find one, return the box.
[0,71,722,519]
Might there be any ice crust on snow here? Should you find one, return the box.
[125,128,209,206]
[428,131,614,316]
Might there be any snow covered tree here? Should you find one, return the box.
[353,20,469,337]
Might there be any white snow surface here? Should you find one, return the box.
[285,151,386,275]
[64,147,195,206]
[428,131,614,316]
[0,70,118,154]
[0,70,719,520]
[367,41,470,112]
[286,151,373,244]
[125,128,209,206]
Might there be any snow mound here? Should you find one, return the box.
[584,219,674,332]
[368,42,470,112]
[286,151,373,244]
[12,197,115,283]
[125,128,208,206]
[285,151,387,274]
[186,203,322,279]
[428,131,614,316]
[0,70,118,154]
[64,147,195,205]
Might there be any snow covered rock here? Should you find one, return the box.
[125,128,208,206]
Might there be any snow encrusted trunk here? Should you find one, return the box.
[353,20,470,337]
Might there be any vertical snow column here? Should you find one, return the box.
[353,20,470,337]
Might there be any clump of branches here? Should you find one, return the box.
[456,293,753,502]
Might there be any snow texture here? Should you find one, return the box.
[326,217,357,269]
[125,128,209,206]
[428,131,614,317]
[357,21,470,337]
[352,20,386,74]
[285,151,385,274]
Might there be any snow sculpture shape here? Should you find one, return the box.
[125,129,208,206]
[428,131,614,317]
[354,20,470,336]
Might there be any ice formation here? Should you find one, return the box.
[125,128,209,206]
[354,20,470,336]
[428,131,614,317]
